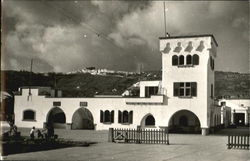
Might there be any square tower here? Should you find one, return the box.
[159,35,218,135]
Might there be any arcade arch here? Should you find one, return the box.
[71,108,94,130]
[46,107,66,129]
[168,110,201,134]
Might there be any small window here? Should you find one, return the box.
[23,110,35,121]
[179,55,184,65]
[80,102,88,106]
[210,56,214,70]
[53,101,61,106]
[193,54,199,65]
[172,55,178,66]
[186,55,192,65]
[221,102,226,106]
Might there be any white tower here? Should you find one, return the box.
[159,35,218,135]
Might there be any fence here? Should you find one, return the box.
[227,135,249,149]
[108,127,169,145]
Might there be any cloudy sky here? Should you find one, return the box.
[2,0,249,73]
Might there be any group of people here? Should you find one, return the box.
[30,123,54,140]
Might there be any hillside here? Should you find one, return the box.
[214,71,250,99]
[1,70,249,98]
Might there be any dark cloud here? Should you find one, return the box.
[1,1,249,73]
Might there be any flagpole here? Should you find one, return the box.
[163,1,167,37]
[29,59,33,96]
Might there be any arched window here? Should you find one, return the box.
[118,110,133,124]
[104,110,111,122]
[123,111,129,123]
[186,55,192,65]
[23,110,35,121]
[172,55,178,66]
[179,55,184,65]
[145,115,155,126]
[193,54,199,65]
[179,115,188,126]
[100,110,114,123]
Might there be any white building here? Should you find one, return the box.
[219,99,250,126]
[14,35,222,135]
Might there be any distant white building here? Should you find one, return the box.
[219,99,250,126]
[14,35,222,135]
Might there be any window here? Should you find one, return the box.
[179,55,184,65]
[80,102,88,106]
[118,110,133,124]
[193,54,199,65]
[179,83,185,96]
[145,86,158,97]
[23,110,35,121]
[186,55,192,65]
[210,56,214,70]
[221,102,226,106]
[100,110,114,123]
[185,82,191,96]
[211,84,214,98]
[173,54,199,67]
[173,82,197,97]
[172,55,178,66]
[53,101,61,106]
[145,115,155,126]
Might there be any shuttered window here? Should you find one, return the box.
[173,82,197,97]
[118,110,133,124]
[100,110,114,123]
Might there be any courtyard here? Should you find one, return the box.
[2,127,249,161]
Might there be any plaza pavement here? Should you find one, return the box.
[2,128,250,161]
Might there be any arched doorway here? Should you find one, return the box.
[140,114,156,128]
[47,107,66,129]
[71,108,94,130]
[169,110,201,134]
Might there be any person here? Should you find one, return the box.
[30,126,35,140]
[37,129,43,139]
[47,124,54,138]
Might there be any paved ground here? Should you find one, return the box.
[2,127,250,161]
